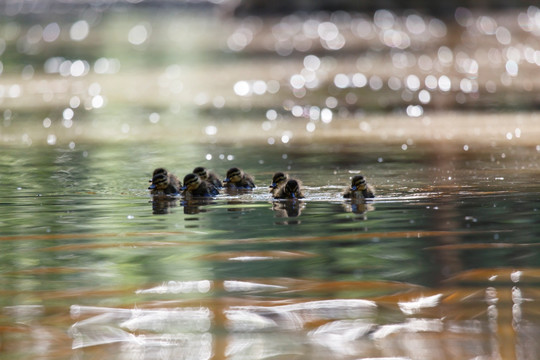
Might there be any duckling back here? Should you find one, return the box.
[193,166,223,188]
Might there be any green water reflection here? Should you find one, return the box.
[1,144,540,359]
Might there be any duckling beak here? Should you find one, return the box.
[351,186,357,191]
[148,184,156,190]
[224,178,230,183]
[291,192,296,198]
[180,186,187,191]
[269,183,277,189]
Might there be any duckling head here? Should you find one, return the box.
[149,173,169,190]
[153,167,168,177]
[182,173,201,192]
[224,167,243,183]
[350,175,367,191]
[284,179,301,198]
[149,167,168,183]
[270,172,288,189]
[193,167,208,180]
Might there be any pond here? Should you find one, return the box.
[1,3,540,360]
[1,138,540,359]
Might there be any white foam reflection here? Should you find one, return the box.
[224,280,287,292]
[69,305,213,354]
[372,318,444,340]
[136,280,212,294]
[226,299,377,332]
[398,294,443,315]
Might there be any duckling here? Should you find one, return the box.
[274,179,305,199]
[224,167,255,189]
[269,172,288,196]
[193,166,223,188]
[148,168,181,195]
[343,175,375,199]
[181,173,219,198]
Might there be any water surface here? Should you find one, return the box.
[2,4,540,360]
[1,140,540,359]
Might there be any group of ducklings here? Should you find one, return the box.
[149,167,375,200]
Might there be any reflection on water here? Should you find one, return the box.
[2,2,540,360]
[272,199,305,221]
[0,141,539,359]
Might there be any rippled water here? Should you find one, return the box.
[1,140,540,359]
[2,3,540,359]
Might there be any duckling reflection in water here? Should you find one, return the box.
[273,179,304,199]
[181,198,213,215]
[272,198,305,223]
[224,167,255,190]
[151,198,177,215]
[342,201,375,217]
[148,168,181,196]
[193,166,222,188]
[181,173,219,199]
[343,175,375,199]
[269,172,288,196]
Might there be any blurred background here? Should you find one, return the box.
[2,1,540,360]
[1,0,540,148]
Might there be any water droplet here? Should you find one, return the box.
[128,23,150,46]
[266,109,278,121]
[43,117,52,128]
[149,112,160,124]
[91,95,104,109]
[233,80,250,96]
[42,22,60,43]
[70,20,89,41]
[63,108,74,120]
[47,134,57,145]
[321,108,333,123]
[205,125,217,136]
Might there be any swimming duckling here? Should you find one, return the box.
[193,166,223,188]
[274,179,305,199]
[181,173,219,198]
[148,168,181,195]
[343,175,375,199]
[224,167,255,189]
[269,172,288,196]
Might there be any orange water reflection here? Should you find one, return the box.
[1,269,539,359]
